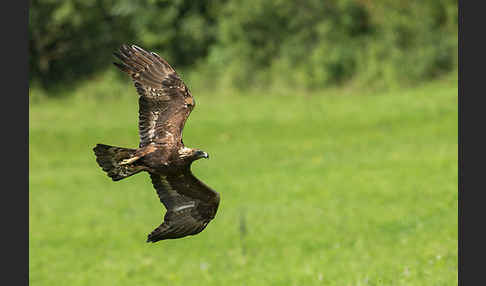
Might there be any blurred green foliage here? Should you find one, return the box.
[29,0,223,87]
[29,0,457,91]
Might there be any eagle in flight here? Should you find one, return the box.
[93,45,220,243]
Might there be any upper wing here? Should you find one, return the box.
[113,44,195,148]
[147,171,220,242]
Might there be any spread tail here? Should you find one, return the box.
[93,144,145,181]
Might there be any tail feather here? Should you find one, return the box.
[93,144,145,181]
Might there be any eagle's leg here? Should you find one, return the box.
[120,144,157,165]
[120,156,140,165]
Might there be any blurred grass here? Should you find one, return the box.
[29,76,457,286]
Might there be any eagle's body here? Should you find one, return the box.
[93,45,220,243]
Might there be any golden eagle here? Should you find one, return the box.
[93,45,220,243]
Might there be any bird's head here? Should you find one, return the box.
[191,149,209,161]
[179,147,209,163]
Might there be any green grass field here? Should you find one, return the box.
[29,77,458,285]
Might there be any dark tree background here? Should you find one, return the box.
[29,0,457,92]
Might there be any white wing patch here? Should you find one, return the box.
[146,110,159,142]
[173,201,196,212]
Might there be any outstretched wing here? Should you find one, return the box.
[147,171,220,242]
[113,44,195,148]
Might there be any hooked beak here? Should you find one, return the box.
[197,151,209,159]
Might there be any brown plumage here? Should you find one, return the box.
[93,44,220,243]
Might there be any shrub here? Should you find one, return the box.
[29,0,457,92]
